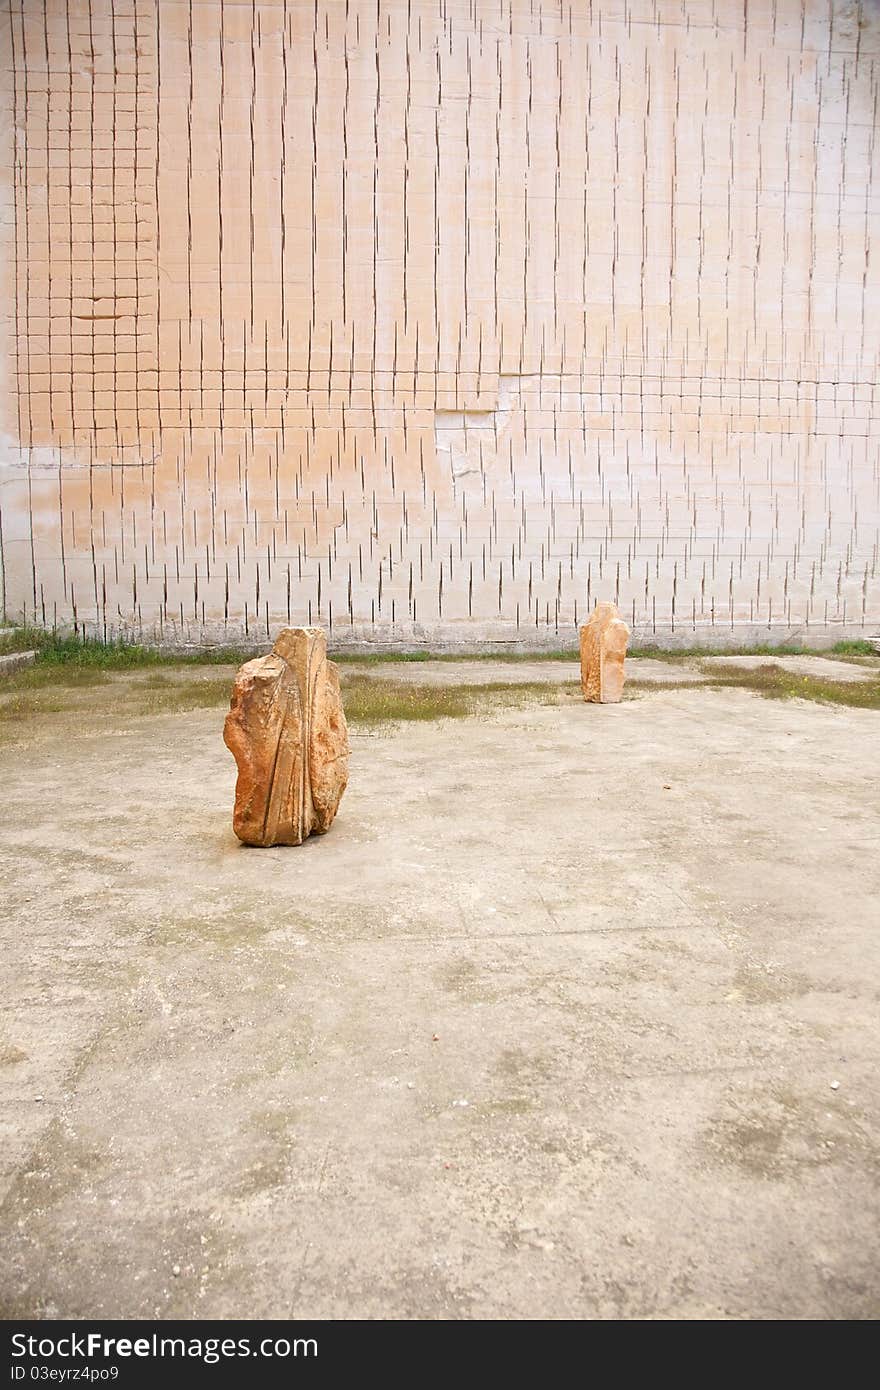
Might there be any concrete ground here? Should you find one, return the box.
[1,664,879,1319]
[341,652,879,686]
[341,657,710,685]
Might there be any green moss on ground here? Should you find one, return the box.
[0,631,877,747]
[697,661,880,711]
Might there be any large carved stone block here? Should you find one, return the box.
[579,602,630,703]
[224,627,349,846]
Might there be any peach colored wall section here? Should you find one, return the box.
[1,0,879,649]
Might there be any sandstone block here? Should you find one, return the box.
[579,602,630,703]
[224,627,349,846]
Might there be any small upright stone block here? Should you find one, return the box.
[579,602,630,703]
[224,627,349,846]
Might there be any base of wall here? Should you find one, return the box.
[11,615,880,654]
[334,623,877,655]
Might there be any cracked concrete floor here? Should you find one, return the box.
[1,677,879,1319]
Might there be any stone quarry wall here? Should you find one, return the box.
[1,0,879,650]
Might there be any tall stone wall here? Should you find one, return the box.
[1,0,878,650]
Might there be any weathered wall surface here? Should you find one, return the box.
[1,0,879,649]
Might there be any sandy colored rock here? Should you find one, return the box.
[580,603,630,703]
[224,627,349,846]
